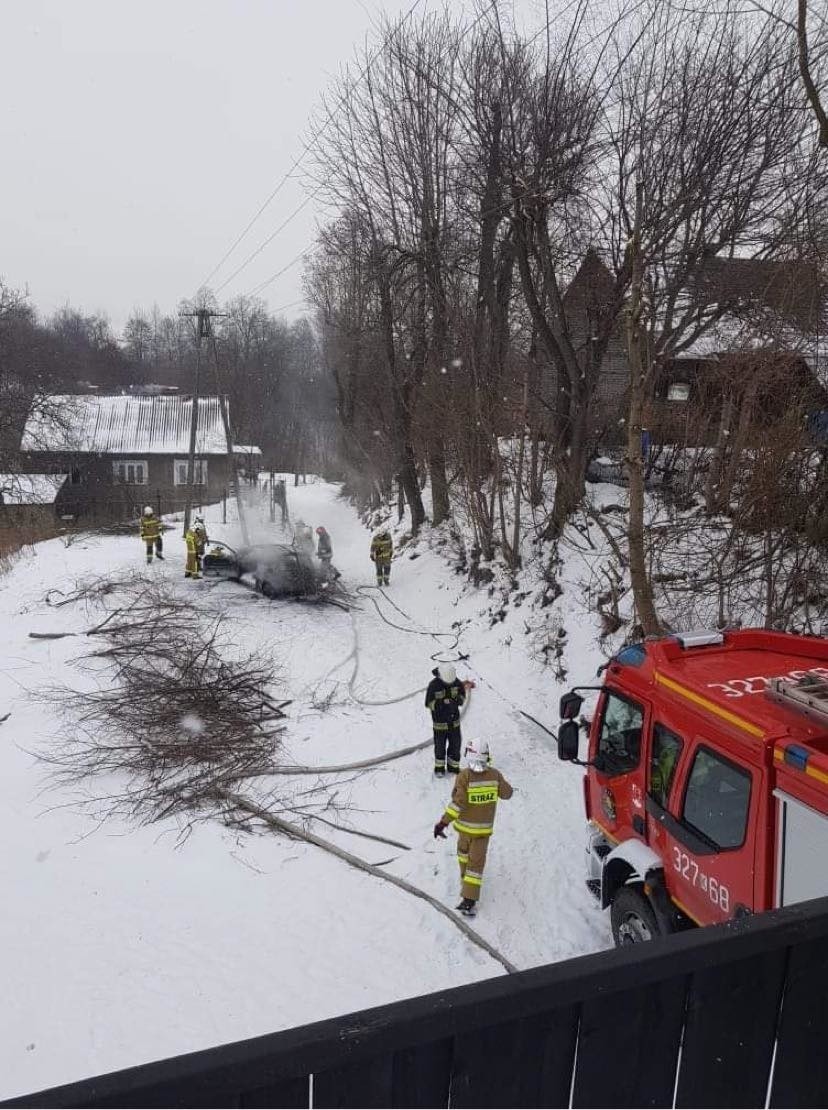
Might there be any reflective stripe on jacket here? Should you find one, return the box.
[425,675,465,724]
[443,766,513,837]
[185,529,197,553]
[370,535,393,562]
[140,516,161,541]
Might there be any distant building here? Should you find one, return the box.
[19,394,238,520]
[0,472,68,531]
[544,252,828,446]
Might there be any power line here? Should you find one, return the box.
[214,190,320,295]
[245,248,313,299]
[212,0,503,302]
[194,0,428,297]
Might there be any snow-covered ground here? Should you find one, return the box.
[0,479,610,1100]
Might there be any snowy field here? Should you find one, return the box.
[0,479,610,1099]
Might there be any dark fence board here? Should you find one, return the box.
[770,936,828,1108]
[313,1053,394,1108]
[676,946,788,1108]
[451,1008,578,1109]
[239,1076,309,1108]
[6,899,828,1110]
[390,1038,453,1108]
[573,975,687,1109]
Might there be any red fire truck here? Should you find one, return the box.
[557,628,828,945]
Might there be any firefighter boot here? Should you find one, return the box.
[456,898,477,917]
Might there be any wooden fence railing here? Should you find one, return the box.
[5,896,828,1109]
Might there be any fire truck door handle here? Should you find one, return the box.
[633,815,645,836]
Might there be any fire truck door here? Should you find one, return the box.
[648,738,757,926]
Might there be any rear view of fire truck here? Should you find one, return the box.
[556,630,828,946]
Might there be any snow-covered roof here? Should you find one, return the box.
[233,444,262,456]
[21,395,230,456]
[0,473,67,505]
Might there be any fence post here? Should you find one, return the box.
[223,489,227,524]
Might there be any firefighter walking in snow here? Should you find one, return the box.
[140,506,164,564]
[192,516,207,574]
[184,524,201,579]
[316,525,340,582]
[426,663,473,775]
[370,529,392,586]
[434,738,513,916]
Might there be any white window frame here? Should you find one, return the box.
[113,459,148,485]
[667,382,691,402]
[173,458,208,486]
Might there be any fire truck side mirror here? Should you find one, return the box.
[558,720,580,762]
[560,691,584,720]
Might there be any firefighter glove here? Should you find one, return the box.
[433,819,449,839]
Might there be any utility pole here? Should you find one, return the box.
[180,307,223,535]
[207,326,250,547]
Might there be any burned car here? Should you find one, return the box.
[202,542,321,597]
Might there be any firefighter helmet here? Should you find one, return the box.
[143,505,154,516]
[438,663,457,684]
[464,737,490,771]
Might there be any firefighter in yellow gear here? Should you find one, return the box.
[370,529,393,586]
[192,516,208,573]
[139,505,164,563]
[184,525,201,579]
[433,737,513,916]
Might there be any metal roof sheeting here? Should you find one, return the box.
[21,395,230,456]
[0,473,68,505]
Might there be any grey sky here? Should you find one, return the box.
[3,1,509,333]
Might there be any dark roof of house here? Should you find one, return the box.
[562,249,617,323]
[689,258,825,333]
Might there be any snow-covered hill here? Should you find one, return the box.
[0,479,610,1100]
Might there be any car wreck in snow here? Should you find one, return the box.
[202,542,323,597]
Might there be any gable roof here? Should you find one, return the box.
[21,395,230,456]
[562,249,617,321]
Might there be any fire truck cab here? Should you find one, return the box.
[557,629,828,945]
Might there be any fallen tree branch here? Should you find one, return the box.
[224,792,517,975]
[244,738,431,776]
[305,812,411,850]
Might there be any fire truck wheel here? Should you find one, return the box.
[610,886,661,946]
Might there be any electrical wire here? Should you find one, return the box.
[214,0,504,302]
[194,0,428,297]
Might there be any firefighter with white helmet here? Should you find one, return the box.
[293,519,314,555]
[434,738,513,916]
[192,516,208,573]
[139,505,164,564]
[425,662,474,775]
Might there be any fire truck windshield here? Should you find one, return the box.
[597,691,643,775]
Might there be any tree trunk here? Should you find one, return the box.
[625,184,661,638]
[429,445,450,525]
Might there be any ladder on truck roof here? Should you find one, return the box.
[767,674,828,728]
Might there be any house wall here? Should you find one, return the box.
[23,452,232,522]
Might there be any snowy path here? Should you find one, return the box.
[0,480,610,1099]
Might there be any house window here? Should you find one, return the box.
[113,460,148,485]
[667,382,691,402]
[173,459,208,486]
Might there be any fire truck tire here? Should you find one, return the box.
[610,886,661,946]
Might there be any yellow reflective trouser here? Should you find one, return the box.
[456,833,490,902]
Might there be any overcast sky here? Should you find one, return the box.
[0,0,542,336]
